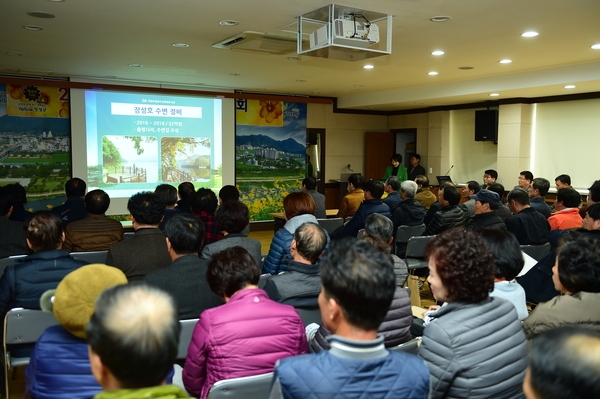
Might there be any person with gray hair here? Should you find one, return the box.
[264,222,328,308]
[86,284,189,398]
[391,180,426,255]
[364,213,408,287]
[383,176,402,212]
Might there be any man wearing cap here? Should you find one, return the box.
[26,264,128,399]
[466,189,506,230]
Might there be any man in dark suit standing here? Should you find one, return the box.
[0,186,29,258]
[106,192,171,281]
[145,213,223,319]
[407,153,426,181]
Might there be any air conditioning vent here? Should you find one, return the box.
[213,31,297,55]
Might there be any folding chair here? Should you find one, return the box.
[404,235,435,307]
[520,242,551,262]
[207,372,274,399]
[258,273,270,289]
[389,337,421,355]
[316,218,343,235]
[177,319,198,361]
[395,224,426,257]
[294,308,322,327]
[70,250,109,264]
[3,308,58,398]
[0,255,27,278]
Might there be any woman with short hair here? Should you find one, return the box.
[183,246,306,399]
[418,228,527,399]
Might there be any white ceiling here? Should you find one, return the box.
[1,0,600,111]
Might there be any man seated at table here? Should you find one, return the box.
[331,179,390,239]
[301,177,326,219]
[382,176,402,212]
[414,175,437,211]
[528,178,552,219]
[548,188,583,230]
[336,173,364,220]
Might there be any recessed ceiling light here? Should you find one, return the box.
[591,44,600,50]
[428,71,438,76]
[430,16,451,22]
[172,43,189,48]
[499,59,512,64]
[458,66,474,70]
[128,63,142,67]
[296,79,306,83]
[564,85,576,89]
[489,93,500,97]
[23,25,43,31]
[219,20,239,26]
[27,11,55,18]
[431,50,445,56]
[521,31,539,37]
[7,52,23,56]
[363,64,374,69]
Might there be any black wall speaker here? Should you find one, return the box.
[475,110,498,142]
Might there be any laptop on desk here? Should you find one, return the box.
[436,175,453,186]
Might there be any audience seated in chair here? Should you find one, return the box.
[63,189,123,252]
[330,179,390,239]
[264,222,327,308]
[523,234,600,339]
[391,180,426,235]
[183,247,306,399]
[192,188,223,249]
[336,173,364,220]
[480,228,528,320]
[6,182,34,223]
[414,175,437,211]
[52,178,87,227]
[528,178,552,219]
[548,188,583,230]
[26,264,128,399]
[506,189,550,245]
[466,189,506,230]
[263,192,320,275]
[382,176,402,212]
[485,182,512,221]
[201,201,261,266]
[86,284,189,398]
[0,211,88,324]
[155,184,179,231]
[105,192,171,281]
[523,326,600,399]
[145,213,223,320]
[418,228,527,399]
[217,185,250,236]
[271,238,429,399]
[176,182,195,214]
[301,177,326,219]
[458,180,480,218]
[424,185,467,235]
[483,169,498,185]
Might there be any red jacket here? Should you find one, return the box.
[182,288,307,398]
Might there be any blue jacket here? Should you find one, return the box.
[26,325,102,399]
[272,336,429,399]
[331,200,391,239]
[0,250,88,318]
[263,214,319,275]
[382,191,403,212]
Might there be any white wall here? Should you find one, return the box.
[533,98,600,188]
[449,109,498,184]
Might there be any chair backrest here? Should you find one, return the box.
[70,250,109,264]
[316,218,343,235]
[258,273,270,289]
[207,372,274,399]
[0,255,27,278]
[294,308,322,327]
[520,242,551,262]
[177,319,198,360]
[123,231,135,240]
[4,308,59,347]
[357,228,365,237]
[396,224,426,244]
[405,236,435,259]
[389,337,421,355]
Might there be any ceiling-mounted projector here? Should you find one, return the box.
[310,18,380,49]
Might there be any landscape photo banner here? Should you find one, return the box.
[0,83,72,211]
[235,100,307,221]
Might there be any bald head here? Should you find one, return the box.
[87,284,179,389]
[293,222,327,264]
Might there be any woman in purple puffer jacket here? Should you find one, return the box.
[182,246,307,399]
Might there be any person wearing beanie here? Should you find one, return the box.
[25,264,128,399]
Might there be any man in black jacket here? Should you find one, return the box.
[466,189,506,230]
[424,185,467,235]
[506,189,550,245]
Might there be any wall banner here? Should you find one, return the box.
[235,100,307,221]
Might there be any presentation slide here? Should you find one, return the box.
[82,89,222,201]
